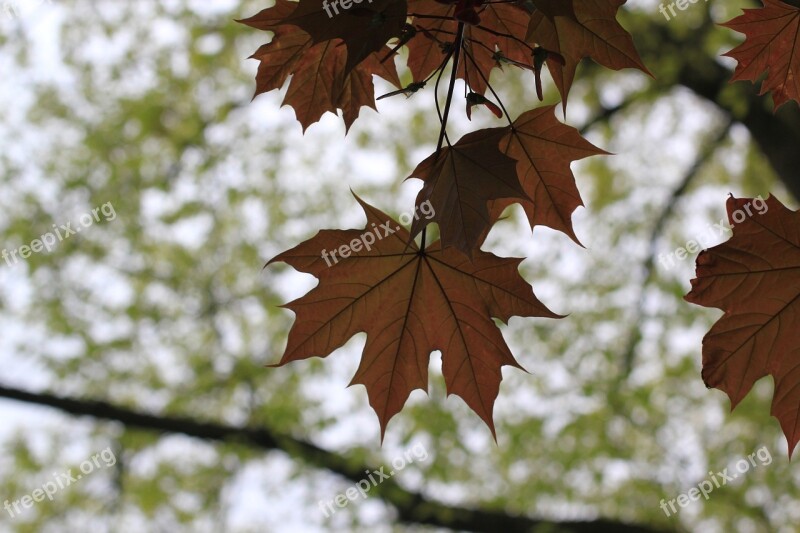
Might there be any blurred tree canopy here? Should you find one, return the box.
[0,1,798,532]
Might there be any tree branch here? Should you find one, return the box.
[620,120,733,376]
[0,382,671,533]
[642,19,800,201]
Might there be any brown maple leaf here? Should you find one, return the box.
[406,128,529,254]
[278,0,408,76]
[239,0,402,131]
[685,195,800,457]
[491,105,608,245]
[722,0,800,110]
[526,0,649,108]
[407,0,533,95]
[268,195,560,438]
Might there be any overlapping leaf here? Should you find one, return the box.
[685,195,800,457]
[277,0,407,75]
[722,0,800,110]
[406,128,528,254]
[492,106,607,244]
[406,0,533,95]
[239,0,401,130]
[526,0,649,107]
[407,108,605,252]
[268,195,560,437]
[241,0,649,120]
[244,0,638,441]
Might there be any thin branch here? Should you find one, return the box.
[620,119,733,376]
[579,95,642,135]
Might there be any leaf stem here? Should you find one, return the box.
[460,45,514,126]
[423,22,465,252]
[436,22,465,154]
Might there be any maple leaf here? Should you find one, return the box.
[268,195,560,438]
[490,105,608,245]
[277,0,408,76]
[406,0,533,95]
[239,0,402,131]
[406,128,529,254]
[526,0,649,108]
[722,0,800,110]
[685,195,800,457]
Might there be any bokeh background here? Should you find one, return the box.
[1,0,799,531]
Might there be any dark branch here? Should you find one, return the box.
[0,382,671,533]
[642,19,800,202]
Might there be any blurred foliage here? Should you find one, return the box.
[0,1,797,532]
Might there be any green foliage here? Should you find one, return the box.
[0,1,798,532]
